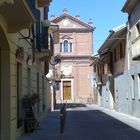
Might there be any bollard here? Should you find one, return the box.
[60,103,67,133]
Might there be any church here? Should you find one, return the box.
[51,9,95,104]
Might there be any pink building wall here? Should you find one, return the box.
[52,12,94,103]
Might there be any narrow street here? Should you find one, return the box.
[18,104,140,140]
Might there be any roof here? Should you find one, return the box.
[98,24,127,53]
[122,0,139,14]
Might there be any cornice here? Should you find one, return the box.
[51,13,94,31]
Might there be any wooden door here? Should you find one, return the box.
[63,81,71,100]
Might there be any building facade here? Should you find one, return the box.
[0,0,57,140]
[92,0,140,119]
[51,10,94,104]
[91,24,127,109]
[120,0,140,118]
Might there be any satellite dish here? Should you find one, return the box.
[50,55,61,65]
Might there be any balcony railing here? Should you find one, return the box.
[36,33,48,51]
[35,33,54,61]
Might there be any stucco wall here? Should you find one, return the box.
[0,31,51,140]
[114,72,131,115]
[115,68,140,118]
[100,81,114,109]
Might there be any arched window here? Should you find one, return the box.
[64,40,69,52]
[60,39,72,53]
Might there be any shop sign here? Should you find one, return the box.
[16,47,24,61]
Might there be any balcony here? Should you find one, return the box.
[36,22,59,61]
[37,0,52,7]
[42,20,59,44]
[36,33,53,61]
[0,0,35,33]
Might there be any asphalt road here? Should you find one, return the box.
[18,104,140,140]
[64,104,140,140]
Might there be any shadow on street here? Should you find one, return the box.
[17,105,140,140]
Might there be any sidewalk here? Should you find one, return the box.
[17,110,61,140]
[87,104,140,131]
[17,104,140,140]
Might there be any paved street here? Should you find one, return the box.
[18,104,140,140]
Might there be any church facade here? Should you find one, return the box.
[51,10,94,104]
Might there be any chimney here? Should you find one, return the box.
[51,14,56,20]
[75,15,80,20]
[88,18,93,26]
[63,7,68,13]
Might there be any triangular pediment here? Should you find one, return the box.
[61,35,73,39]
[51,13,93,31]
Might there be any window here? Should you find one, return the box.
[64,40,69,52]
[37,72,40,114]
[97,66,100,76]
[120,41,125,59]
[42,75,45,111]
[55,81,60,90]
[94,64,96,72]
[131,75,135,99]
[102,64,104,75]
[136,22,140,34]
[138,74,140,100]
[70,42,72,52]
[104,63,108,74]
[114,48,117,63]
[27,68,31,94]
[60,39,72,53]
[17,63,23,128]
[60,42,62,52]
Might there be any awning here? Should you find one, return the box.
[49,23,59,44]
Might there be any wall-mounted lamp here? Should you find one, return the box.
[42,19,50,27]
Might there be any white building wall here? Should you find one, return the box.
[129,64,140,118]
[101,81,114,109]
[114,72,131,115]
[115,68,140,118]
[126,2,140,118]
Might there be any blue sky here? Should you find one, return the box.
[49,0,128,54]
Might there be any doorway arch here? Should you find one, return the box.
[0,25,11,140]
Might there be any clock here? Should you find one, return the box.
[63,19,69,26]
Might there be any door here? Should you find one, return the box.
[63,81,71,100]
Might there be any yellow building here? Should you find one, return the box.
[0,0,58,140]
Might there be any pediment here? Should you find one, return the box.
[51,13,93,30]
[57,17,87,29]
[61,35,73,39]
